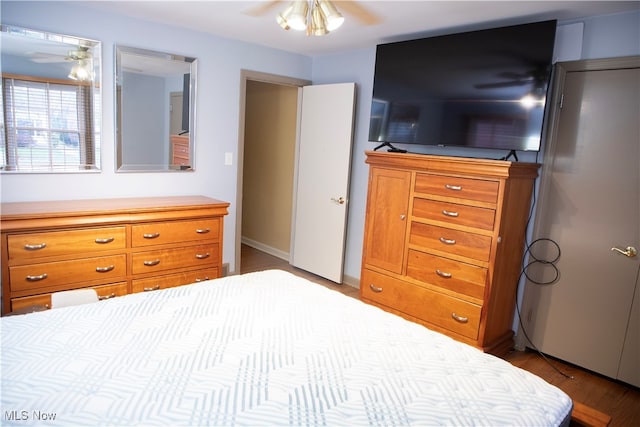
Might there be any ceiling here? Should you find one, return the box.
[82,1,639,56]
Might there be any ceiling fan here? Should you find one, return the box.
[473,54,552,91]
[29,46,92,64]
[244,0,381,35]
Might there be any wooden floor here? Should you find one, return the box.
[241,244,640,427]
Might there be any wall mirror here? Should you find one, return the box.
[115,45,196,172]
[0,25,101,173]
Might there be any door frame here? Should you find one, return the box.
[235,70,311,275]
[515,56,640,351]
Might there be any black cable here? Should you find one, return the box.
[513,162,573,379]
[515,244,573,379]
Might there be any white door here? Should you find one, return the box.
[523,60,639,385]
[291,83,356,283]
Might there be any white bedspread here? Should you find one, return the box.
[1,270,572,426]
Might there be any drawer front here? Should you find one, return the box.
[10,282,128,313]
[415,173,499,204]
[10,294,52,312]
[413,198,495,231]
[7,227,126,261]
[173,144,189,165]
[410,222,491,263]
[132,268,219,293]
[9,255,127,292]
[361,269,481,340]
[132,219,219,247]
[406,250,487,300]
[131,244,218,275]
[94,282,129,301]
[173,154,189,166]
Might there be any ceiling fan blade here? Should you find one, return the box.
[244,0,282,17]
[334,1,381,26]
[29,53,67,63]
[496,71,535,80]
[474,80,531,89]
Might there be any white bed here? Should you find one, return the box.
[1,270,572,426]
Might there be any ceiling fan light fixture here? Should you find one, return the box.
[309,3,329,36]
[520,84,546,108]
[276,3,294,30]
[276,0,345,36]
[318,0,344,31]
[287,1,310,31]
[276,14,290,30]
[66,47,91,62]
[68,59,94,82]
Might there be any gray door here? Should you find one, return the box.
[522,58,639,386]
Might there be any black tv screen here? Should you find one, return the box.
[369,20,557,153]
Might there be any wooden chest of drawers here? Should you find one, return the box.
[1,196,229,315]
[171,134,190,167]
[360,151,539,354]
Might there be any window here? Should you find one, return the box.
[466,115,526,149]
[1,75,99,172]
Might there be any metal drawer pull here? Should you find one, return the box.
[98,293,116,300]
[369,283,383,293]
[24,243,47,251]
[143,285,160,292]
[143,233,160,239]
[195,277,210,282]
[195,253,210,259]
[95,265,115,273]
[26,273,48,282]
[435,269,452,278]
[451,313,469,323]
[143,259,161,266]
[195,228,211,234]
[95,237,115,244]
[445,184,462,191]
[439,237,456,245]
[442,210,459,217]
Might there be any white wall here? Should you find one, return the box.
[2,1,638,281]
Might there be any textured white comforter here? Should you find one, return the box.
[1,270,572,426]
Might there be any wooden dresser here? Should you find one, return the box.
[1,196,229,315]
[171,134,190,167]
[360,151,539,354]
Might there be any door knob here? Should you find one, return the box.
[331,196,345,205]
[610,246,638,257]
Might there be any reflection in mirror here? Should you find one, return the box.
[115,45,196,172]
[0,25,101,172]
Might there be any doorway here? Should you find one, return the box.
[235,70,310,275]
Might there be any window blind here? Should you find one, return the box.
[1,76,97,171]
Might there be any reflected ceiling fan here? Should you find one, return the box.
[474,65,551,109]
[474,59,552,90]
[244,0,380,35]
[29,46,92,64]
[28,46,95,81]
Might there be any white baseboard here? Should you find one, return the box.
[241,237,289,261]
[342,274,359,290]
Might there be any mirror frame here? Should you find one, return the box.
[115,45,197,172]
[0,25,102,173]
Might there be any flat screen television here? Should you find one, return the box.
[369,20,557,156]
